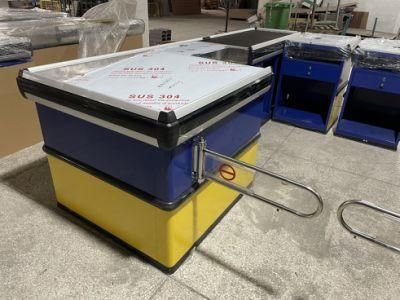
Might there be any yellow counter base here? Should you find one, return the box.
[47,140,258,273]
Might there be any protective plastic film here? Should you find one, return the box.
[78,0,138,58]
[285,33,361,62]
[23,51,271,120]
[0,17,144,51]
[0,33,32,62]
[353,38,400,72]
[0,7,67,22]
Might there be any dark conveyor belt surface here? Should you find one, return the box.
[206,30,290,47]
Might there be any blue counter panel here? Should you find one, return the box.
[273,53,347,133]
[335,66,400,149]
[335,119,397,149]
[274,107,325,131]
[254,54,282,122]
[351,68,400,94]
[37,95,265,205]
[280,57,342,83]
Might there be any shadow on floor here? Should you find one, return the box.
[3,159,132,257]
[196,248,278,296]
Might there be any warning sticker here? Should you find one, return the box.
[219,164,236,181]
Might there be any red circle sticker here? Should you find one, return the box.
[219,164,236,181]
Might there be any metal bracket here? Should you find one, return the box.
[338,200,400,253]
[193,137,323,218]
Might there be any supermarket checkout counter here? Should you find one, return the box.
[150,28,298,122]
[17,48,323,272]
[0,16,145,158]
[201,28,297,121]
[273,33,360,133]
[335,39,400,149]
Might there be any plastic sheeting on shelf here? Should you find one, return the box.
[353,38,400,72]
[78,0,138,58]
[0,0,144,61]
[0,34,32,63]
[285,33,361,62]
[0,8,67,22]
[0,17,145,50]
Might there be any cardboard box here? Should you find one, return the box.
[229,9,256,20]
[171,0,201,15]
[0,35,143,158]
[350,11,369,29]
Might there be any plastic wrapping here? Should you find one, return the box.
[0,8,67,22]
[285,33,361,62]
[0,17,145,50]
[78,0,138,58]
[353,38,400,72]
[0,33,31,63]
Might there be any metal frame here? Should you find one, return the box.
[193,137,323,218]
[338,200,400,253]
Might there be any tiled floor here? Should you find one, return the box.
[1,120,400,299]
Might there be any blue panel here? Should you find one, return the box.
[335,66,400,150]
[37,95,264,204]
[253,54,282,121]
[273,53,346,132]
[335,119,397,149]
[280,57,342,83]
[273,107,326,132]
[351,68,400,94]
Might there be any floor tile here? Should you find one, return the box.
[173,152,400,299]
[151,278,208,300]
[278,128,400,187]
[256,121,294,166]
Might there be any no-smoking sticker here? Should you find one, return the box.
[219,164,236,181]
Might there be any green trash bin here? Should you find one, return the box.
[264,2,292,29]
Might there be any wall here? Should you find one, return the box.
[135,0,149,46]
[351,0,400,33]
[258,0,400,33]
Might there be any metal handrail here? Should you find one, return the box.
[338,200,400,253]
[193,138,323,218]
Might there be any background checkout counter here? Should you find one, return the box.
[0,8,145,158]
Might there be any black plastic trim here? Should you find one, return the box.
[44,134,260,211]
[17,69,27,98]
[18,73,271,150]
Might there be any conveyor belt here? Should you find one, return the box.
[206,30,290,48]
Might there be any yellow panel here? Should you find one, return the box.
[48,140,258,270]
[161,143,258,267]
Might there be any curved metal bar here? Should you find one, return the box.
[338,200,400,253]
[204,148,324,218]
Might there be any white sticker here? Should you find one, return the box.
[65,52,268,117]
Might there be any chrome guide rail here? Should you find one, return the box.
[338,200,400,253]
[193,138,323,218]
